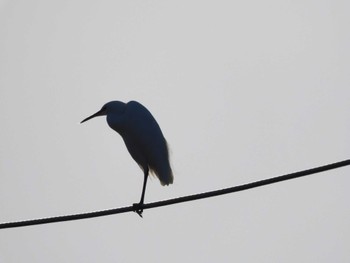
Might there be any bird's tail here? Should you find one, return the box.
[149,161,173,186]
[150,141,174,186]
[159,167,174,186]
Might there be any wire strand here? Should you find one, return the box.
[1,159,349,229]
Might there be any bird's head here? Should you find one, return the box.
[80,101,126,123]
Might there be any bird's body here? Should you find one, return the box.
[106,101,173,185]
[81,101,173,216]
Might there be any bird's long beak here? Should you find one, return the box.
[80,109,104,123]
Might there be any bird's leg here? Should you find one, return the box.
[133,168,149,217]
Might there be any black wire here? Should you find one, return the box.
[1,159,349,229]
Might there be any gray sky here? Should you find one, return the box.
[0,0,349,262]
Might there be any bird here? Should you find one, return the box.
[81,101,173,217]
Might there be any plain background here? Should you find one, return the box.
[0,0,349,262]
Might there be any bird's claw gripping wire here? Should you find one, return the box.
[133,203,144,218]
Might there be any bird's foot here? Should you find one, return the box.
[133,203,144,218]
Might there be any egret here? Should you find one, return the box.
[81,101,173,217]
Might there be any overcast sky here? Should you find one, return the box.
[0,0,349,262]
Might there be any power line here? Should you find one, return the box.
[1,159,349,229]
